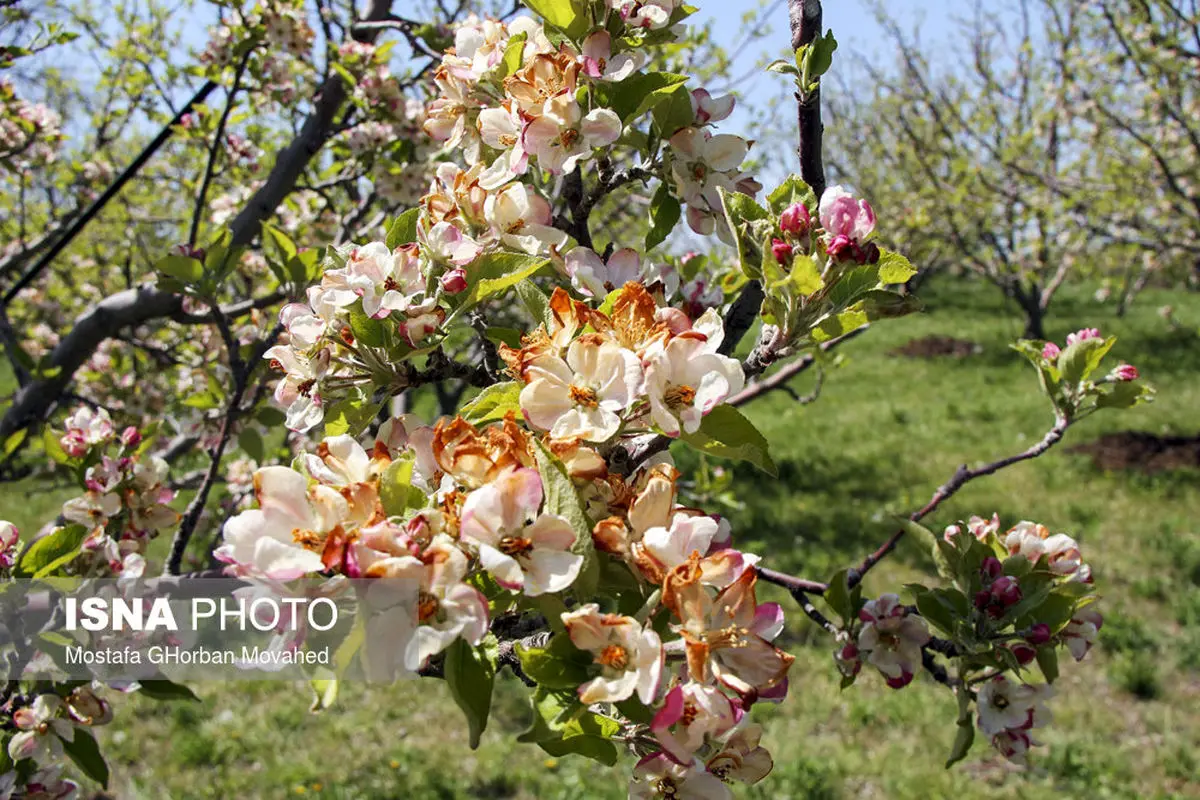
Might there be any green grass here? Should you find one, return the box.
[10,279,1200,798]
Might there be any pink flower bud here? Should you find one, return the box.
[1042,342,1061,360]
[974,590,992,611]
[980,556,1004,580]
[779,202,811,236]
[1010,642,1037,665]
[771,238,793,265]
[1113,363,1138,381]
[439,267,468,294]
[885,671,914,689]
[826,234,854,261]
[1026,623,1052,645]
[1065,327,1101,346]
[121,427,142,448]
[840,643,859,661]
[990,576,1022,608]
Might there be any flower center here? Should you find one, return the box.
[597,644,629,670]
[653,778,680,799]
[384,276,399,291]
[706,624,747,650]
[417,591,440,622]
[664,384,696,409]
[498,535,534,558]
[560,128,580,149]
[569,384,599,408]
[994,694,1009,710]
[679,702,699,727]
[297,378,316,396]
[269,359,285,372]
[292,528,325,551]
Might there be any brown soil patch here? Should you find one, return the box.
[889,335,982,359]
[1069,431,1200,473]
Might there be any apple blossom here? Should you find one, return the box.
[628,754,731,800]
[563,247,647,298]
[325,242,424,318]
[651,681,739,763]
[484,182,568,254]
[856,593,931,688]
[581,31,643,82]
[705,723,774,785]
[216,466,347,579]
[690,88,735,124]
[1065,327,1101,346]
[976,676,1053,763]
[1063,606,1102,661]
[1112,363,1138,381]
[60,406,115,457]
[643,318,745,437]
[779,202,811,236]
[459,467,582,596]
[522,95,622,175]
[8,696,75,765]
[0,520,18,568]
[519,334,643,442]
[265,344,332,432]
[563,604,663,704]
[1004,521,1086,576]
[1041,341,1061,360]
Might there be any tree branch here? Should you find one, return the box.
[788,0,827,197]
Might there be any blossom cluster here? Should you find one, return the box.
[420,12,756,236]
[501,283,744,440]
[0,77,64,170]
[53,408,178,576]
[199,0,315,105]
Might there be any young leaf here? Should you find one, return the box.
[646,184,681,251]
[678,405,778,476]
[1057,335,1115,387]
[386,208,420,249]
[460,252,549,310]
[607,72,690,122]
[63,728,110,788]
[444,638,496,749]
[515,280,553,329]
[461,382,522,425]
[876,249,917,284]
[522,0,589,38]
[137,680,201,702]
[155,254,204,284]
[649,82,695,136]
[378,456,426,517]
[15,524,89,578]
[532,441,598,596]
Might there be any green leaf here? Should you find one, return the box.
[16,524,89,578]
[1036,645,1059,684]
[876,249,917,284]
[645,184,680,251]
[718,187,772,279]
[237,427,265,463]
[461,252,550,310]
[522,0,589,38]
[608,72,690,122]
[499,32,527,77]
[155,254,204,284]
[803,30,838,79]
[824,568,854,621]
[516,634,593,689]
[944,713,975,769]
[3,428,27,457]
[461,382,522,425]
[518,686,621,764]
[309,677,338,712]
[788,253,823,295]
[766,175,817,216]
[532,441,597,596]
[1095,379,1151,409]
[678,405,777,476]
[137,680,201,702]
[860,290,923,320]
[262,222,298,262]
[444,638,496,749]
[1058,335,1115,387]
[43,427,71,465]
[63,728,109,788]
[324,390,382,438]
[515,280,553,329]
[386,208,420,249]
[348,304,388,348]
[650,82,695,137]
[535,733,619,765]
[378,456,427,517]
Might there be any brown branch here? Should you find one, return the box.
[0,0,397,443]
[847,415,1072,588]
[788,0,827,197]
[728,325,867,406]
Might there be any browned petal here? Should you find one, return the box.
[611,282,668,352]
[662,553,708,621]
[320,526,350,572]
[592,516,631,556]
[712,568,761,629]
[549,437,608,480]
[684,635,713,685]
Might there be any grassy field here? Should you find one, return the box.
[4,279,1200,798]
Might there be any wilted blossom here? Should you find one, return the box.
[1004,521,1086,577]
[628,754,731,799]
[563,604,663,704]
[650,681,739,763]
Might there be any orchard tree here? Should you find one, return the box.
[0,0,1154,796]
[824,1,1093,339]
